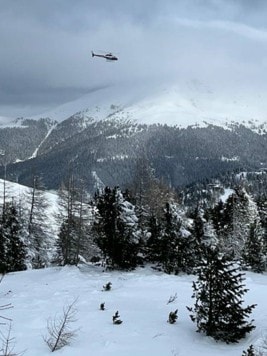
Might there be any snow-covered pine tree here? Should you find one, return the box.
[93,186,140,269]
[210,200,225,234]
[221,187,260,260]
[256,194,267,257]
[146,214,162,262]
[187,247,256,343]
[58,216,80,265]
[189,206,206,269]
[242,219,266,273]
[0,202,26,273]
[160,202,191,274]
[160,202,181,274]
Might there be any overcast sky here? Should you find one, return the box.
[1,0,267,117]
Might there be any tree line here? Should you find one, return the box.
[0,162,266,274]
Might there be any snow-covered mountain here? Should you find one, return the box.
[0,80,267,191]
[29,80,267,130]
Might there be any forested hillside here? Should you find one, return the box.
[1,117,266,192]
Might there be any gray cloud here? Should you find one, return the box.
[1,0,267,117]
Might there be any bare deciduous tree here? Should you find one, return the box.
[44,299,78,352]
[166,292,177,305]
[0,322,24,356]
[0,276,13,325]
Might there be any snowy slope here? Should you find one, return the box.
[0,115,17,127]
[0,265,266,356]
[29,80,267,129]
[0,181,266,355]
[0,179,60,237]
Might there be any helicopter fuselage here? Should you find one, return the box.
[92,51,118,61]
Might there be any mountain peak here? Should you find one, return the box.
[26,80,267,129]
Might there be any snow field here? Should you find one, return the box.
[0,266,266,355]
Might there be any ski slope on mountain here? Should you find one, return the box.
[30,80,267,129]
[1,265,267,356]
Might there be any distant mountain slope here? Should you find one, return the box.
[0,81,266,192]
[1,117,266,192]
[0,118,56,166]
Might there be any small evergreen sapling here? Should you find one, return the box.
[100,303,105,311]
[112,311,122,325]
[103,282,112,291]
[242,344,256,356]
[168,310,178,324]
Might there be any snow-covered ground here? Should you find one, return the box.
[0,180,266,355]
[0,116,17,127]
[0,265,266,356]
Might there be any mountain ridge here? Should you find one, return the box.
[20,80,267,130]
[0,81,266,192]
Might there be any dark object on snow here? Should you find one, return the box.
[112,311,123,325]
[167,293,177,304]
[100,302,105,311]
[168,309,178,324]
[103,282,112,291]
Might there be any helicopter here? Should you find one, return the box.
[91,51,118,61]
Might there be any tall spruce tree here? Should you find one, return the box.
[242,220,266,273]
[189,206,206,268]
[220,188,260,260]
[187,247,256,343]
[160,202,182,274]
[159,202,192,274]
[256,195,267,257]
[0,202,26,272]
[146,214,162,262]
[93,186,140,269]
